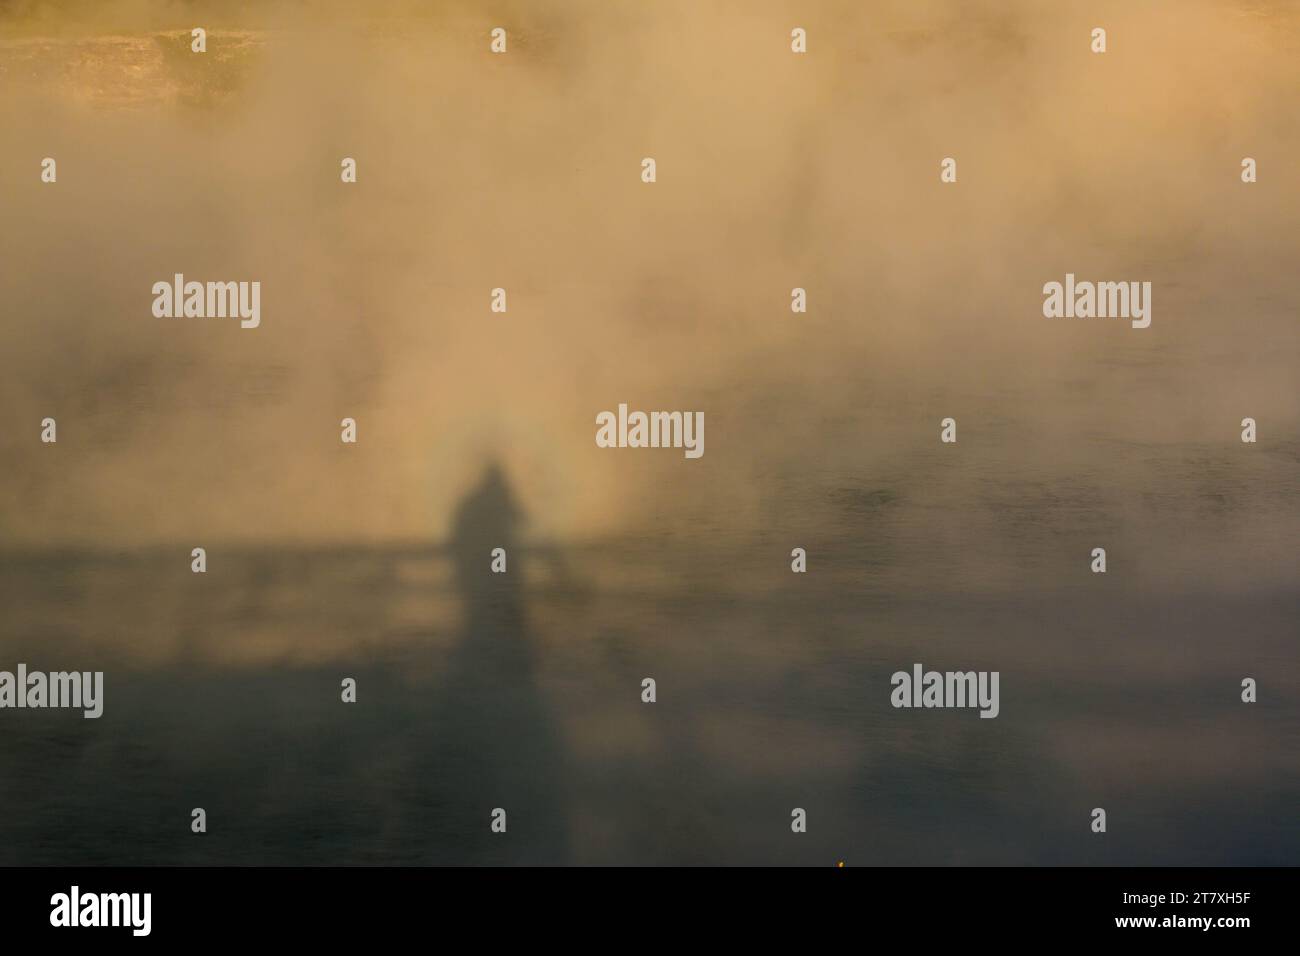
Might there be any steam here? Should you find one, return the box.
[0,0,1294,594]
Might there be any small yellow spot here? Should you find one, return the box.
[836,860,845,867]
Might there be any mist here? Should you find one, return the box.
[0,0,1295,867]
[0,2,1294,588]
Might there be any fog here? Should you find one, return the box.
[0,0,1295,866]
[0,1,1292,570]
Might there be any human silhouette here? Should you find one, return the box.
[433,461,569,863]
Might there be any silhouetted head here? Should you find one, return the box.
[478,462,512,502]
[450,460,523,556]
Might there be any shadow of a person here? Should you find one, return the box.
[435,462,570,864]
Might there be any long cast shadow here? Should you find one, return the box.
[421,462,570,864]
